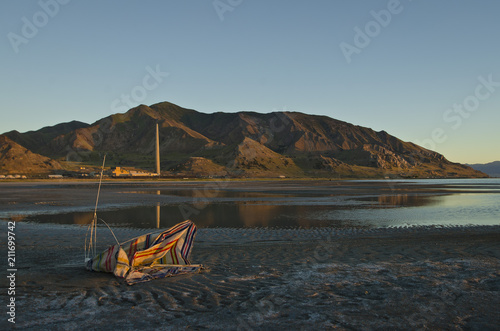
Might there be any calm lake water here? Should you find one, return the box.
[16,178,500,229]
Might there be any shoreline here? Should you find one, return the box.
[1,178,498,219]
[1,179,498,329]
[0,175,495,183]
[2,222,499,329]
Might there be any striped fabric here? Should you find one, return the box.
[86,220,202,285]
[126,265,203,285]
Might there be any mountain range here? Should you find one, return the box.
[0,101,487,178]
[0,135,62,174]
[468,161,500,178]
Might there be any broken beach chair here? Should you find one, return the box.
[86,220,203,285]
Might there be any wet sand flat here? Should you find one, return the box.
[2,223,499,330]
[0,179,499,329]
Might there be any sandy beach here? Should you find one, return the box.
[1,180,499,330]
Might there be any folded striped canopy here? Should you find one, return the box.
[86,220,202,285]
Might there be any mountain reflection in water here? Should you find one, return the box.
[9,179,500,229]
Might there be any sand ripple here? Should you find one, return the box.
[0,223,497,330]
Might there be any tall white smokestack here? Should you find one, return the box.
[155,123,160,176]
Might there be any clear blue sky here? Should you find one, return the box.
[1,0,499,164]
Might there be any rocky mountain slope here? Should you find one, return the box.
[2,102,487,178]
[0,135,62,174]
[4,121,89,155]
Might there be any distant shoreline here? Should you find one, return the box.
[0,175,495,184]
